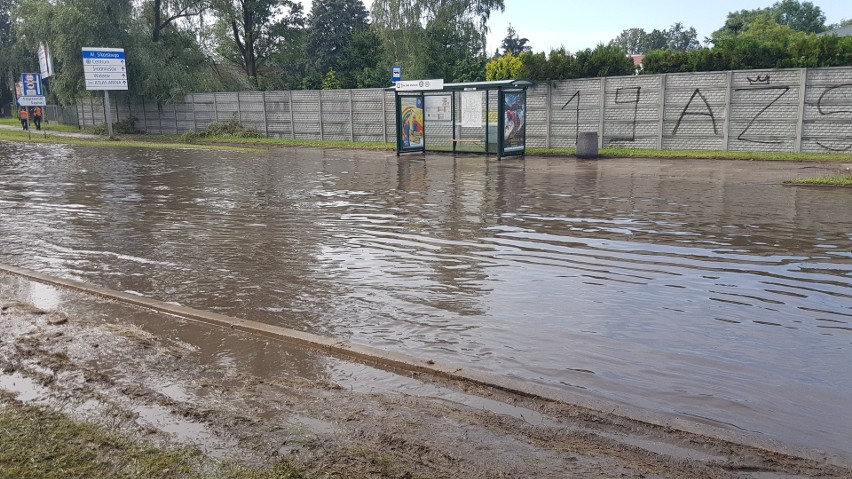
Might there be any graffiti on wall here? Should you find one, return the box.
[613,87,641,142]
[735,85,790,144]
[816,83,852,152]
[561,90,581,144]
[671,88,718,136]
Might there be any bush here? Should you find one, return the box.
[180,120,263,142]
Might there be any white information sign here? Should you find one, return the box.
[425,95,452,123]
[461,91,482,128]
[38,43,54,78]
[82,47,128,91]
[17,96,47,107]
[395,79,444,91]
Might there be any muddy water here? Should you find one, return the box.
[1,143,850,456]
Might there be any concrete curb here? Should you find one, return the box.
[1,262,845,467]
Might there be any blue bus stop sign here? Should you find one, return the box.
[392,66,402,83]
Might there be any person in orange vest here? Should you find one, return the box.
[19,108,28,131]
[33,106,42,130]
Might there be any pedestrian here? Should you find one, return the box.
[19,108,28,131]
[33,106,42,131]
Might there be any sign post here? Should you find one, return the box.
[82,47,128,137]
[392,66,401,83]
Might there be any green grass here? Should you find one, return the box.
[0,128,261,153]
[528,146,852,162]
[0,401,323,478]
[5,118,851,161]
[0,117,82,133]
[783,174,852,186]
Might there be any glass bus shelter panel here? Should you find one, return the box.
[501,89,527,157]
[453,90,487,153]
[423,92,454,152]
[397,94,426,153]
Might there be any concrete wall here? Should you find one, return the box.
[77,66,852,154]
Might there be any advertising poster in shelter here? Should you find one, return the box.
[400,96,424,150]
[461,91,482,128]
[503,91,526,151]
[425,95,452,123]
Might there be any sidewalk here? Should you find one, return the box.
[0,123,104,139]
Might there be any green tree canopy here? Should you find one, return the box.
[212,0,304,87]
[712,0,826,43]
[307,0,368,78]
[499,24,530,56]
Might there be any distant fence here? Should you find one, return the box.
[74,66,852,154]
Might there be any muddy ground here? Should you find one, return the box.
[1,274,850,478]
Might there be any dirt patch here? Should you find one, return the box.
[1,279,850,478]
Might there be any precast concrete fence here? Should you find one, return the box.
[74,66,852,154]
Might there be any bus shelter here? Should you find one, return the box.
[393,79,532,159]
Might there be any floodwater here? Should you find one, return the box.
[1,142,850,457]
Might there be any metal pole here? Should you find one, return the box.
[104,91,114,137]
[213,93,219,122]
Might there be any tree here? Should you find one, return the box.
[612,28,646,55]
[771,0,825,33]
[666,22,699,51]
[641,29,669,52]
[712,1,826,43]
[212,0,304,87]
[147,0,208,43]
[485,51,521,80]
[322,69,342,89]
[500,24,530,56]
[14,0,134,103]
[573,43,635,78]
[371,0,504,79]
[307,0,369,79]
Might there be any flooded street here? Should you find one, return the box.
[1,142,850,458]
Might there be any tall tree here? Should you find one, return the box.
[712,1,826,43]
[212,0,304,86]
[371,0,504,79]
[14,0,134,103]
[500,24,530,56]
[771,0,826,33]
[612,28,646,55]
[147,0,208,43]
[666,22,699,51]
[306,0,368,78]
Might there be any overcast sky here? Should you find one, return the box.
[295,0,850,53]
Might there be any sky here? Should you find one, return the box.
[295,0,849,54]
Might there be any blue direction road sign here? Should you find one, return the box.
[82,48,128,91]
[392,66,402,83]
[21,73,43,96]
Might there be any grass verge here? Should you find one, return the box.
[4,118,851,161]
[0,400,320,479]
[783,174,852,186]
[0,128,260,153]
[0,117,83,133]
[529,146,852,162]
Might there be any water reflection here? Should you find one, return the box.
[0,143,850,457]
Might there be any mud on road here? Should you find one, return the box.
[1,274,850,478]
